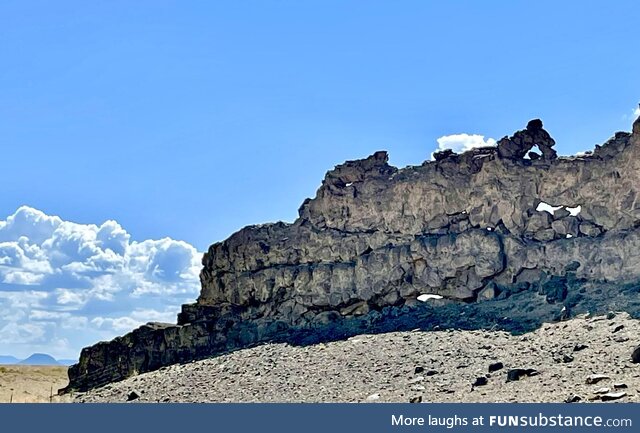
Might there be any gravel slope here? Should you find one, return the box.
[76,313,640,403]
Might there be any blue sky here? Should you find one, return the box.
[1,1,639,358]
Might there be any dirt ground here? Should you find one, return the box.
[0,365,70,403]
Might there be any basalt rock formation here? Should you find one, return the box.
[63,117,640,393]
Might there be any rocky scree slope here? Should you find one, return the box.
[63,117,640,393]
[77,313,640,403]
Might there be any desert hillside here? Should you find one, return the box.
[76,312,640,403]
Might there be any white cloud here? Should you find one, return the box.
[0,322,48,344]
[434,133,497,157]
[0,206,202,359]
[91,308,176,333]
[623,106,640,121]
[91,316,142,332]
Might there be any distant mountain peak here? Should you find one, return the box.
[0,355,21,365]
[19,353,60,366]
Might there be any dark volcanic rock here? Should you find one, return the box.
[62,117,640,393]
[527,119,544,131]
[497,119,557,160]
[565,394,582,403]
[612,324,624,333]
[601,392,626,402]
[473,377,489,387]
[506,368,538,382]
[488,362,504,373]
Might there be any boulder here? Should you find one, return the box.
[477,282,499,301]
[488,362,504,373]
[601,392,626,401]
[586,374,609,384]
[473,377,488,386]
[565,394,582,403]
[579,222,603,237]
[506,368,538,382]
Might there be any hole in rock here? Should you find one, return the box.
[536,201,563,215]
[566,205,581,216]
[417,294,444,302]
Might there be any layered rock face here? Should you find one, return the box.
[63,117,640,393]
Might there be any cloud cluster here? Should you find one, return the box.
[435,133,497,156]
[0,206,202,359]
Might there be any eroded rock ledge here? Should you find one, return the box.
[63,117,640,393]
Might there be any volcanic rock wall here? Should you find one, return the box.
[63,117,640,393]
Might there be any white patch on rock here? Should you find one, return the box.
[417,294,444,302]
[567,205,582,216]
[536,202,563,215]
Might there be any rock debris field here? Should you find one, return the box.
[76,312,640,403]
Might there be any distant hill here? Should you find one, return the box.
[19,353,60,366]
[0,355,20,365]
[0,354,76,366]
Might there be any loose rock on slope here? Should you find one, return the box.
[76,313,640,403]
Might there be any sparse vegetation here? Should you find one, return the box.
[0,365,70,403]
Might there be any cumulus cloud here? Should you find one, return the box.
[635,106,640,118]
[0,206,202,359]
[434,133,497,156]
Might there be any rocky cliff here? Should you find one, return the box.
[63,116,640,393]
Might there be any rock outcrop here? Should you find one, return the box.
[63,116,640,393]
